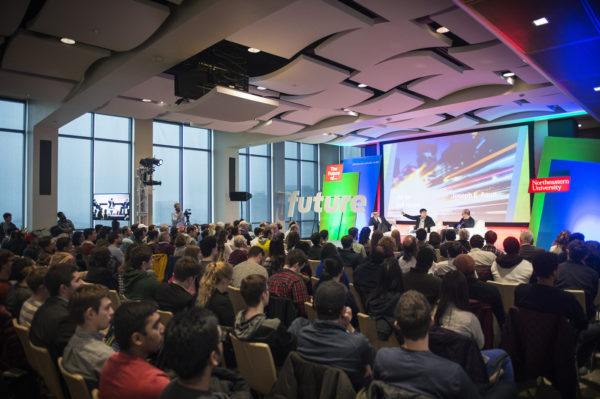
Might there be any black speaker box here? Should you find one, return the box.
[229,192,252,201]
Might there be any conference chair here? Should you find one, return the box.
[151,253,168,282]
[228,285,247,315]
[58,357,93,399]
[487,280,518,313]
[92,389,98,399]
[469,299,493,349]
[344,266,354,283]
[107,289,121,310]
[304,301,316,323]
[157,309,173,327]
[565,289,586,315]
[308,260,319,276]
[349,283,365,314]
[310,276,319,287]
[230,334,277,395]
[29,342,66,399]
[12,319,39,374]
[357,313,400,350]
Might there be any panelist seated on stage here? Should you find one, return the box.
[399,209,435,232]
[454,209,475,229]
[369,211,392,233]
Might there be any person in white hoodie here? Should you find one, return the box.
[491,237,533,284]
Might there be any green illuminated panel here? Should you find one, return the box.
[319,172,359,240]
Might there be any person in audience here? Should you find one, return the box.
[414,228,432,253]
[316,257,359,327]
[107,232,124,265]
[256,228,272,257]
[369,230,384,257]
[519,230,545,262]
[99,301,168,399]
[197,262,235,327]
[458,229,471,252]
[133,227,147,245]
[366,257,404,341]
[231,246,267,287]
[56,211,75,235]
[439,228,457,258]
[234,274,296,367]
[586,241,600,276]
[399,235,418,273]
[154,232,175,256]
[403,248,441,306]
[186,225,199,247]
[354,246,386,305]
[29,263,83,360]
[358,227,371,256]
[22,233,41,261]
[96,227,112,247]
[431,241,462,277]
[285,231,300,251]
[550,230,571,255]
[62,284,115,390]
[483,230,503,256]
[161,307,251,399]
[307,232,323,260]
[228,235,248,266]
[0,249,14,305]
[491,237,533,284]
[347,228,365,258]
[0,212,17,242]
[37,236,56,266]
[454,254,505,327]
[19,267,49,328]
[454,209,475,229]
[262,236,286,276]
[250,227,261,247]
[468,234,496,268]
[6,256,34,317]
[123,245,159,300]
[238,221,252,245]
[428,231,442,250]
[390,229,402,253]
[268,249,310,316]
[4,230,27,256]
[293,240,311,257]
[184,245,201,262]
[172,234,186,257]
[146,230,159,252]
[315,243,346,281]
[81,228,97,257]
[339,235,362,269]
[556,240,598,320]
[378,236,397,259]
[86,246,118,290]
[200,235,218,269]
[120,226,134,250]
[571,232,585,242]
[155,256,201,314]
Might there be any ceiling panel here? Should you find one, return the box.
[180,86,279,122]
[474,104,555,121]
[0,69,74,102]
[352,50,463,92]
[373,130,425,142]
[160,112,213,126]
[430,7,496,44]
[226,0,371,59]
[249,119,305,135]
[281,108,346,125]
[356,125,405,138]
[282,82,373,109]
[350,89,424,116]
[250,55,350,95]
[314,21,450,71]
[448,40,524,71]
[28,0,170,52]
[0,0,30,36]
[513,65,548,85]
[423,114,479,131]
[96,97,165,119]
[408,70,509,100]
[387,114,445,129]
[355,0,453,21]
[298,134,337,144]
[257,101,306,121]
[121,75,179,105]
[2,32,110,81]
[329,134,368,145]
[205,120,259,133]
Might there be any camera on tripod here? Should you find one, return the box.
[184,209,192,217]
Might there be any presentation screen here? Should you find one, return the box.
[93,194,131,221]
[382,125,531,224]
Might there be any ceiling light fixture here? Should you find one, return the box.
[248,47,261,53]
[60,37,76,45]
[436,26,450,34]
[346,110,358,117]
[533,17,549,26]
[357,83,367,88]
[578,123,582,127]
[594,86,600,92]
[257,86,267,91]
[141,98,152,103]
[506,77,514,85]
[502,72,515,77]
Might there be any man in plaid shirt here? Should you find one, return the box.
[268,249,310,316]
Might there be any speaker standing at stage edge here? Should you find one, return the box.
[229,157,252,202]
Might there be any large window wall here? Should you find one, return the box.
[238,144,271,226]
[341,145,364,160]
[0,99,26,228]
[152,121,211,225]
[285,142,319,236]
[58,113,132,228]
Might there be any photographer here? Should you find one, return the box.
[171,203,185,228]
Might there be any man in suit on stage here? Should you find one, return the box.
[454,209,475,229]
[369,211,392,233]
[400,209,435,232]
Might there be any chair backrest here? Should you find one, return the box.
[12,319,39,373]
[357,313,400,350]
[310,276,319,286]
[469,299,493,349]
[29,342,66,399]
[486,280,517,313]
[308,260,320,276]
[107,289,121,310]
[344,266,354,283]
[565,289,586,315]
[349,283,365,313]
[228,285,247,315]
[157,309,173,327]
[91,389,98,399]
[151,253,168,282]
[58,357,92,399]
[230,334,277,395]
[304,301,316,323]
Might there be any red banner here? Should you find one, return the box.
[325,164,343,182]
[528,177,570,193]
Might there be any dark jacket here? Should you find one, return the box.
[354,260,383,305]
[154,282,194,314]
[268,351,356,399]
[307,245,322,261]
[402,269,441,306]
[465,275,505,326]
[86,266,118,290]
[123,269,160,300]
[207,290,235,327]
[29,296,76,360]
[369,216,392,233]
[154,242,175,256]
[233,311,296,367]
[518,245,545,263]
[366,292,402,341]
[210,367,252,399]
[361,380,433,399]
[455,217,475,229]
[400,214,435,232]
[339,248,362,270]
[556,260,599,319]
[6,285,32,318]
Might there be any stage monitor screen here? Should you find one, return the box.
[382,125,531,224]
[93,194,131,221]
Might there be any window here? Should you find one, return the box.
[238,144,271,226]
[152,121,211,225]
[0,99,25,228]
[58,113,132,228]
[285,142,319,236]
[341,145,363,160]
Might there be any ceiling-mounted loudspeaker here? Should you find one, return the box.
[230,192,253,201]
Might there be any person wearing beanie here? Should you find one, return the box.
[490,237,533,284]
[402,248,441,306]
[454,254,505,327]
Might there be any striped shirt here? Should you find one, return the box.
[19,298,43,328]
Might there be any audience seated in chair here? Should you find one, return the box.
[415,228,437,262]
[491,237,533,284]
[482,230,504,257]
[268,249,310,317]
[62,284,115,390]
[315,243,350,286]
[518,230,545,263]
[154,256,201,314]
[19,266,49,328]
[339,235,363,270]
[354,246,386,304]
[5,256,34,318]
[314,257,359,328]
[366,258,404,342]
[468,235,496,282]
[197,262,235,327]
[85,246,119,290]
[228,235,248,266]
[348,227,367,259]
[431,241,462,277]
[98,301,169,399]
[231,246,267,288]
[403,248,441,306]
[398,235,418,273]
[122,245,160,300]
[307,232,323,261]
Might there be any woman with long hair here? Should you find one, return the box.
[358,227,371,254]
[263,235,286,275]
[398,235,418,273]
[550,230,571,255]
[369,230,383,257]
[366,257,404,341]
[390,229,402,252]
[215,229,232,262]
[196,261,235,327]
[285,231,300,252]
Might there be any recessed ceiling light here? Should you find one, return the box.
[502,72,515,77]
[141,98,152,103]
[257,86,266,91]
[533,17,549,26]
[578,123,582,127]
[346,110,358,117]
[357,83,367,88]
[506,77,514,85]
[60,37,76,45]
[594,86,600,92]
[436,26,450,34]
[248,47,261,53]
[159,101,164,105]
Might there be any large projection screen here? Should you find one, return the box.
[382,125,531,224]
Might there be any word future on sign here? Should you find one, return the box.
[287,191,366,218]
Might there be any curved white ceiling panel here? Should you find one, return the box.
[282,82,373,109]
[0,69,74,102]
[122,75,179,105]
[373,130,424,142]
[298,134,338,144]
[226,0,371,59]
[350,89,424,116]
[430,7,496,44]
[257,101,307,121]
[250,55,350,96]
[161,112,213,126]
[96,97,165,119]
[28,0,170,52]
[355,0,453,21]
[314,21,450,71]
[474,104,554,121]
[205,120,259,133]
[514,65,548,85]
[408,70,509,100]
[0,0,30,36]
[352,50,463,92]
[329,134,368,145]
[356,125,405,138]
[387,114,445,129]
[249,119,305,135]
[423,115,479,132]
[2,32,110,81]
[180,86,279,122]
[281,108,345,125]
[448,40,524,71]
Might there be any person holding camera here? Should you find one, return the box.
[171,203,185,228]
